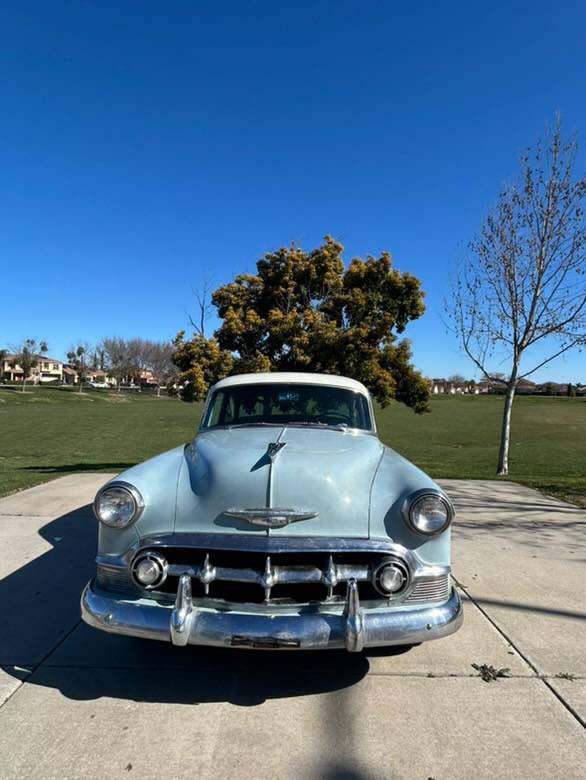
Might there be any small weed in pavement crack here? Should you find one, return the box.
[472,663,510,682]
[555,672,576,681]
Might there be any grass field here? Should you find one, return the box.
[0,386,584,506]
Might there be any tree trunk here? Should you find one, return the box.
[497,376,518,476]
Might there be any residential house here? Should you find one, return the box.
[63,366,116,386]
[0,354,64,384]
[516,379,537,395]
[536,382,570,396]
[90,369,116,386]
[430,378,479,395]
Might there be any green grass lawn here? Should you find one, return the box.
[1,386,584,506]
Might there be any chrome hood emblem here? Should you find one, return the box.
[223,507,319,529]
[267,441,286,461]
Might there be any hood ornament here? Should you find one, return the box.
[224,507,319,529]
[229,440,310,527]
[267,441,286,461]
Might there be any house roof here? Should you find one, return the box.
[2,353,62,364]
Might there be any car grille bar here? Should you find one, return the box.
[166,555,371,601]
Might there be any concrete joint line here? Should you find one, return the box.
[453,576,586,730]
[0,619,83,713]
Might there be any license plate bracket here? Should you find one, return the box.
[230,635,301,649]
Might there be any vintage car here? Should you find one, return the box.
[81,373,462,651]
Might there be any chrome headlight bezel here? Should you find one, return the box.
[402,489,454,537]
[93,481,144,528]
[371,556,410,597]
[131,551,168,589]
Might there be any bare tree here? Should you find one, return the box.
[102,337,177,394]
[126,338,150,385]
[450,118,586,475]
[10,339,48,391]
[144,341,176,395]
[188,276,214,337]
[102,336,129,391]
[91,344,106,371]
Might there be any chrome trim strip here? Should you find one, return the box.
[129,534,404,555]
[81,580,463,650]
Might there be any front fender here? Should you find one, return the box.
[369,447,451,566]
[97,445,186,556]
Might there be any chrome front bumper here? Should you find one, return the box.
[81,576,463,652]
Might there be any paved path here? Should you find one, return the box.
[0,475,584,778]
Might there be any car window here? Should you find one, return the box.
[202,383,372,430]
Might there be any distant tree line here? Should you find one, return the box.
[65,337,177,391]
[1,337,176,394]
[100,337,176,392]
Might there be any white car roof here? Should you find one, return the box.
[210,372,371,397]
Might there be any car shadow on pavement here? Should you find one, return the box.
[19,462,136,474]
[0,506,408,707]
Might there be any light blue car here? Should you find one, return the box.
[81,373,462,651]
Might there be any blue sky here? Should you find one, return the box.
[1,1,585,381]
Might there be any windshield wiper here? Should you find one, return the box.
[285,421,349,431]
[227,422,284,429]
[225,421,351,431]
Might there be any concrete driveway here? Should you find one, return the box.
[0,475,584,778]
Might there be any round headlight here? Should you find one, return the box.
[406,491,452,536]
[94,483,143,528]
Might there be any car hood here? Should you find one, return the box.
[175,426,384,538]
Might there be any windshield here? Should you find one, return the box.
[201,383,372,431]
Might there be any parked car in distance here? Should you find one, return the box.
[82,373,462,651]
[87,381,110,389]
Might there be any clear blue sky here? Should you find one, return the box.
[1,1,585,381]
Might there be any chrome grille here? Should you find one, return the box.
[406,574,451,603]
[120,547,450,607]
[161,550,376,603]
[96,564,133,592]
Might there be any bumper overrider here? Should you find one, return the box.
[81,576,462,652]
